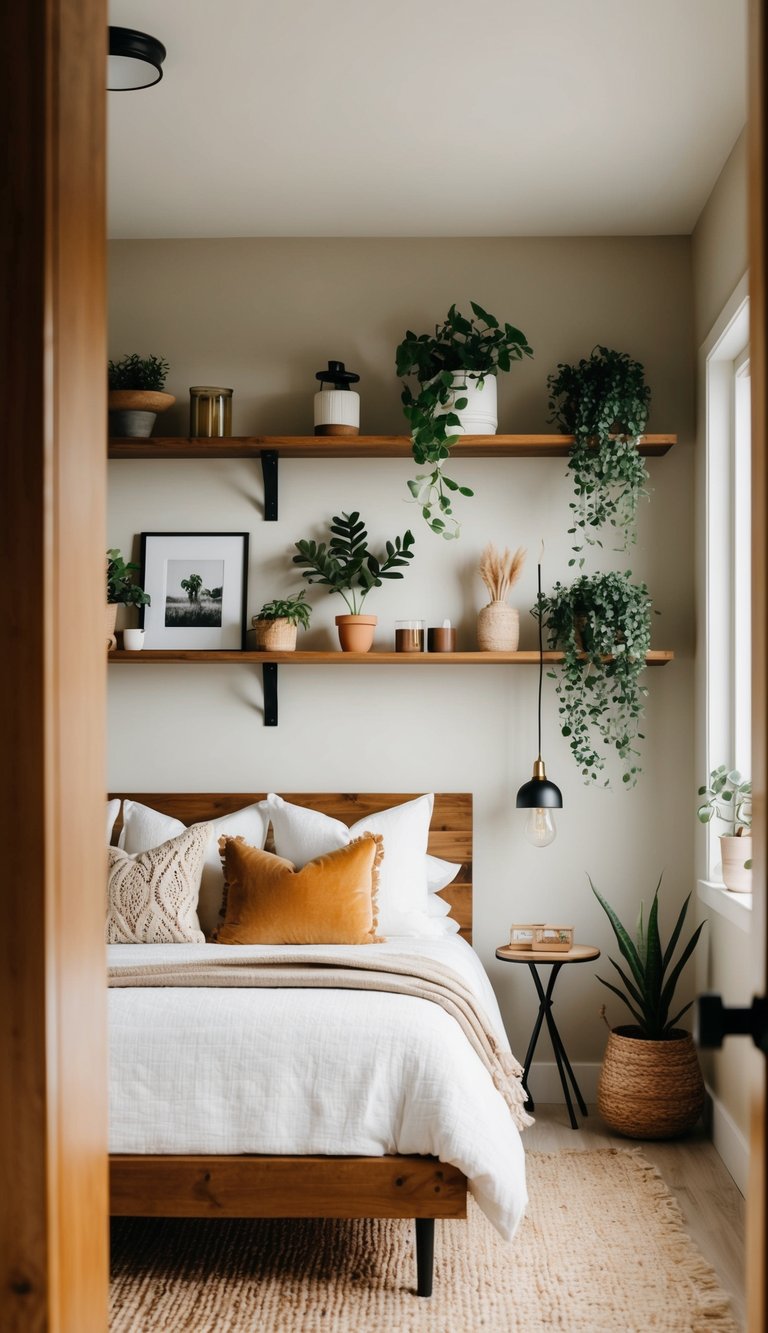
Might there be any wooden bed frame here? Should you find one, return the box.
[108,792,473,1297]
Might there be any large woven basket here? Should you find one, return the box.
[477,601,519,651]
[598,1027,704,1140]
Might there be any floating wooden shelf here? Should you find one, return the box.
[108,648,674,726]
[108,434,676,460]
[108,434,676,521]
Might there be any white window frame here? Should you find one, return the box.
[702,274,750,890]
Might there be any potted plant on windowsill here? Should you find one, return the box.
[396,302,533,539]
[696,765,752,893]
[591,876,706,1139]
[108,353,174,438]
[107,548,151,649]
[293,511,415,652]
[547,345,651,564]
[538,570,654,787]
[251,590,311,652]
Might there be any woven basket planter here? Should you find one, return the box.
[251,618,298,651]
[598,1026,705,1140]
[477,601,519,651]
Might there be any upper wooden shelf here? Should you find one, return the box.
[108,434,677,460]
[108,649,674,665]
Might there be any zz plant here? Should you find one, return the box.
[547,346,651,563]
[396,302,533,539]
[293,512,415,614]
[590,876,705,1040]
[539,571,653,786]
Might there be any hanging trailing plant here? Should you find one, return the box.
[538,571,654,787]
[396,303,533,539]
[547,346,651,564]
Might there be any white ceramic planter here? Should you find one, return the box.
[437,372,497,435]
[123,628,145,651]
[720,834,753,892]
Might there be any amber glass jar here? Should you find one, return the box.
[189,386,233,437]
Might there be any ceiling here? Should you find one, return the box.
[108,0,747,239]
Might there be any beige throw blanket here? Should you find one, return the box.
[108,951,533,1132]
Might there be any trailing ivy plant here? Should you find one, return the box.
[293,511,415,615]
[547,346,651,564]
[108,353,170,392]
[538,570,654,787]
[396,302,533,539]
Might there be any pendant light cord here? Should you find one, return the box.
[537,562,543,760]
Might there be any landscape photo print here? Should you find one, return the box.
[140,532,249,649]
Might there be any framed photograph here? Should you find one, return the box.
[140,532,249,650]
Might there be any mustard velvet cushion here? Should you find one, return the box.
[215,833,384,945]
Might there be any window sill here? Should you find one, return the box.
[697,879,753,932]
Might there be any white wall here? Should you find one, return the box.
[692,132,755,1167]
[108,236,694,1069]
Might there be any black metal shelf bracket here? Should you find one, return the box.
[261,450,278,521]
[262,662,278,726]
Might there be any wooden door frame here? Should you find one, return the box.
[0,1,109,1329]
[748,4,768,1331]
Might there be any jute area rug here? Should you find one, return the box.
[110,1148,738,1332]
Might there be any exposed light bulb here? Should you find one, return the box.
[524,806,557,847]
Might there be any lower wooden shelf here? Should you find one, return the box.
[108,648,674,726]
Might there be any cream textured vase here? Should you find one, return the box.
[477,601,519,651]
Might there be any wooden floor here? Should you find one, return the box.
[527,1104,746,1330]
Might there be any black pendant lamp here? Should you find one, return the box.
[108,27,166,91]
[516,560,562,846]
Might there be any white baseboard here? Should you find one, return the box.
[705,1083,749,1196]
[527,1060,601,1105]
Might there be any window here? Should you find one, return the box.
[703,279,750,884]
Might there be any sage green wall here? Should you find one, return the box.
[692,131,755,1165]
[108,236,695,1077]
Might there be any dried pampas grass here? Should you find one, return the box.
[479,543,526,604]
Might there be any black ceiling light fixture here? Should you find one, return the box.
[516,553,563,847]
[108,27,166,91]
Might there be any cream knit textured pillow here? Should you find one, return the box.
[106,823,211,943]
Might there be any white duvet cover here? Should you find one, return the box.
[108,934,528,1239]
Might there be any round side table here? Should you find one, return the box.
[496,943,600,1130]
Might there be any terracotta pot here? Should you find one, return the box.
[335,614,377,652]
[598,1026,704,1140]
[477,601,519,651]
[106,602,118,650]
[720,834,753,892]
[251,618,298,652]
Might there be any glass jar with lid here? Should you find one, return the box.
[189,386,233,437]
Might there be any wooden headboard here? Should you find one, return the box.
[109,792,473,942]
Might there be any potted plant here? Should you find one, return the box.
[591,876,706,1139]
[107,548,151,648]
[293,511,415,651]
[538,571,654,787]
[547,346,651,563]
[396,302,533,539]
[251,590,312,652]
[697,765,753,893]
[108,353,174,438]
[477,543,526,650]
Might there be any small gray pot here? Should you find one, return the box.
[109,409,157,438]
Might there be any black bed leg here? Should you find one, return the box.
[415,1217,435,1297]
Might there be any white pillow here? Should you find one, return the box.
[426,854,461,893]
[263,794,435,936]
[106,798,121,844]
[119,799,269,936]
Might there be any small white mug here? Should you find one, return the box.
[123,628,145,651]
